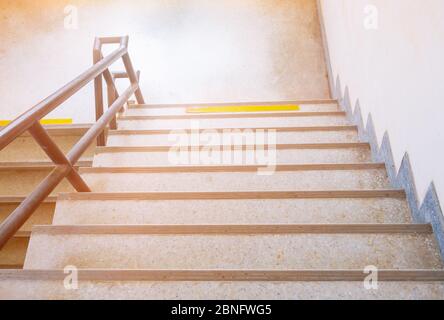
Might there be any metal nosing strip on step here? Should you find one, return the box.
[31,224,433,235]
[78,163,386,174]
[8,231,31,240]
[95,143,371,153]
[14,231,31,238]
[108,125,358,135]
[1,269,444,281]
[118,111,346,121]
[57,190,406,201]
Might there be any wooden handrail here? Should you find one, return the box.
[0,36,145,248]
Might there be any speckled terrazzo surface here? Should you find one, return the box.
[93,148,371,167]
[80,170,390,192]
[0,203,54,232]
[53,198,411,225]
[0,238,28,266]
[0,170,74,195]
[24,233,442,270]
[118,116,349,130]
[107,130,360,146]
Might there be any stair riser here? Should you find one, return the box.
[117,116,348,130]
[93,149,371,167]
[2,281,444,300]
[0,238,28,267]
[80,170,390,192]
[24,233,442,269]
[53,198,411,225]
[0,170,74,195]
[0,136,95,162]
[107,130,359,146]
[124,104,339,116]
[0,203,55,232]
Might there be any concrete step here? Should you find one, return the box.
[2,269,444,299]
[0,124,96,162]
[0,162,91,195]
[78,164,391,192]
[117,112,348,130]
[107,126,359,147]
[127,100,338,109]
[93,144,372,167]
[53,190,412,225]
[107,126,360,146]
[0,196,56,232]
[24,224,441,270]
[0,232,29,269]
[124,102,339,116]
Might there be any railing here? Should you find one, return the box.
[0,36,145,249]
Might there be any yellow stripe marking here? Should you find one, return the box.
[0,118,73,126]
[187,105,300,113]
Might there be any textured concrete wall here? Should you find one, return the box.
[0,0,330,123]
[320,0,444,208]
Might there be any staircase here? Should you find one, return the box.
[1,34,444,299]
[1,100,444,299]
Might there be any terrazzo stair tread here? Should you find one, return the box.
[2,277,444,299]
[53,191,412,225]
[0,232,30,268]
[97,143,369,152]
[128,99,339,109]
[93,145,372,167]
[123,103,339,116]
[0,167,75,195]
[109,125,358,134]
[78,164,390,192]
[107,127,360,146]
[0,124,96,162]
[23,224,442,270]
[119,111,346,120]
[116,115,349,130]
[0,199,55,232]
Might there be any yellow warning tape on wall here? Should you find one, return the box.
[186,105,300,113]
[0,118,73,126]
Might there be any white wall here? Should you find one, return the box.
[0,0,329,123]
[320,0,444,206]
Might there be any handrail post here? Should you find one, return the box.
[93,38,106,146]
[103,70,119,130]
[107,80,118,130]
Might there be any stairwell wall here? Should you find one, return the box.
[319,0,444,220]
[318,0,444,257]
